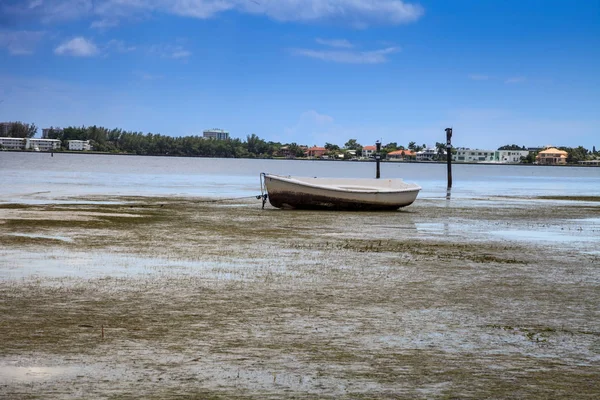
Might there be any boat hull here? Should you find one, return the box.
[263,174,421,211]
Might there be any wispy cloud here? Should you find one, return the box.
[107,39,136,53]
[301,110,334,124]
[505,76,527,84]
[149,43,192,60]
[315,38,354,49]
[292,47,399,64]
[54,36,98,57]
[468,74,490,81]
[0,30,45,55]
[2,0,424,28]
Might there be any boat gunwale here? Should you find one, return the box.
[264,173,422,195]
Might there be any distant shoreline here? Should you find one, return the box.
[2,148,598,167]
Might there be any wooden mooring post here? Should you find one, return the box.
[445,128,453,188]
[375,140,381,179]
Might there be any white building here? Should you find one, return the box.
[494,150,529,163]
[26,138,61,151]
[362,145,376,158]
[0,136,25,150]
[0,137,60,151]
[203,128,229,140]
[68,140,92,151]
[453,148,496,162]
[416,148,440,161]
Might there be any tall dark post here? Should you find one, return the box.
[445,128,453,188]
[375,140,381,179]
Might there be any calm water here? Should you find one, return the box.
[1,152,600,203]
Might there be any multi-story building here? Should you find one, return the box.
[494,150,529,163]
[42,127,63,138]
[362,145,377,158]
[26,138,61,151]
[536,147,568,165]
[0,137,61,151]
[202,129,229,140]
[453,148,495,162]
[67,140,92,151]
[0,122,16,136]
[0,137,26,150]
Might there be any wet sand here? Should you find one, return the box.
[1,196,599,399]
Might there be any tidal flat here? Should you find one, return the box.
[1,196,599,399]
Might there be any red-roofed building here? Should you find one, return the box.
[362,145,377,158]
[305,146,327,158]
[387,149,416,160]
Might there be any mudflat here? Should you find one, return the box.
[1,196,599,399]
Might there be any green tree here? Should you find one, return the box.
[246,133,270,156]
[408,141,416,150]
[562,146,589,163]
[435,142,447,161]
[7,122,37,138]
[498,144,525,150]
[383,142,398,151]
[325,142,340,151]
[344,139,361,150]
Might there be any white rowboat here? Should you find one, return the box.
[261,173,421,211]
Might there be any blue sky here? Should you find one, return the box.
[0,0,598,149]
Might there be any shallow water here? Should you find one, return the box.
[1,152,599,203]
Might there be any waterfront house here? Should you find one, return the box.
[415,148,439,161]
[362,145,377,158]
[536,148,568,165]
[387,149,416,160]
[305,146,327,158]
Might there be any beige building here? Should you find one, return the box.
[536,147,568,165]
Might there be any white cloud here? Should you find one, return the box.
[54,36,98,56]
[505,76,526,84]
[291,47,399,64]
[0,30,45,55]
[316,38,354,48]
[2,0,424,27]
[469,74,490,81]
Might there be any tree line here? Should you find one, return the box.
[44,126,299,158]
[1,122,597,163]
